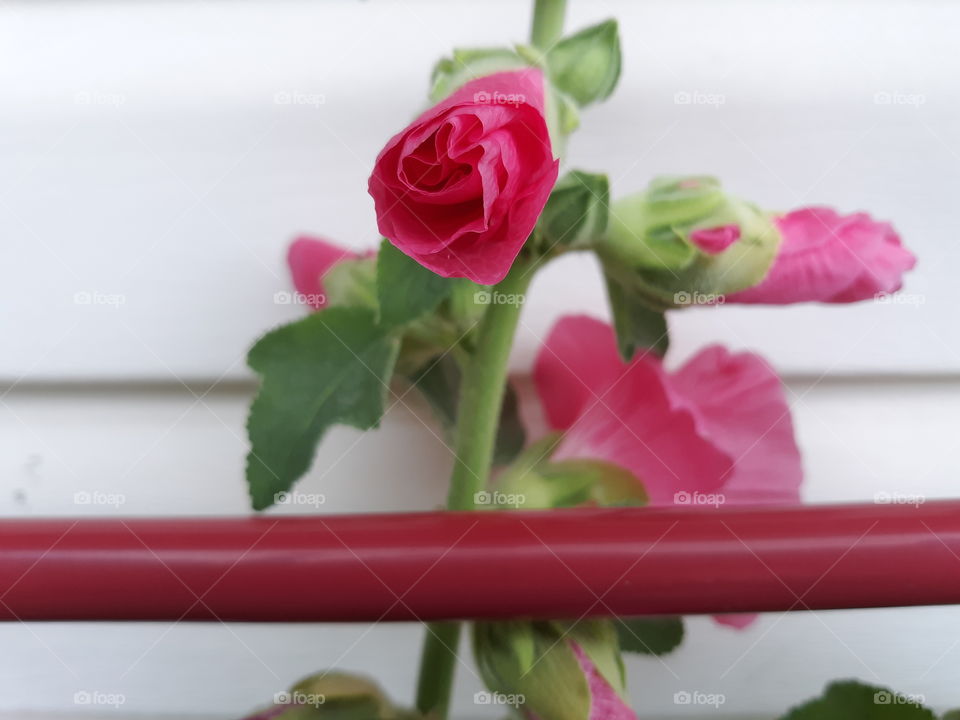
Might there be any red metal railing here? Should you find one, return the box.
[2,502,959,622]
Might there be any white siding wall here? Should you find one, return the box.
[1,0,958,717]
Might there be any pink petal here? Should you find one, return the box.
[287,236,358,310]
[552,354,733,505]
[532,316,627,431]
[670,346,803,505]
[690,224,741,254]
[728,207,916,304]
[569,641,637,720]
[368,69,558,285]
[714,613,758,629]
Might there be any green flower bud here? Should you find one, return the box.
[473,620,630,720]
[259,671,419,720]
[547,20,622,107]
[596,176,781,308]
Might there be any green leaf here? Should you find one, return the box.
[246,308,399,510]
[407,354,526,467]
[538,170,609,250]
[780,681,936,720]
[547,20,622,107]
[376,239,455,328]
[605,274,669,360]
[429,47,528,102]
[615,617,684,656]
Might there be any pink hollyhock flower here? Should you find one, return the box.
[287,235,365,310]
[533,315,802,507]
[368,69,559,285]
[532,316,802,627]
[727,207,916,304]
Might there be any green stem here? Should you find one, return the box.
[446,265,534,510]
[530,0,568,50]
[414,263,534,717]
[414,621,461,719]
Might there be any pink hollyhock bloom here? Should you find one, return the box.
[533,315,802,507]
[287,235,365,310]
[368,69,559,285]
[532,316,802,626]
[727,207,916,304]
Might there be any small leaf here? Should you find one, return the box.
[376,239,455,328]
[615,617,684,656]
[605,274,669,360]
[780,681,936,720]
[547,20,622,107]
[246,308,399,510]
[538,170,609,250]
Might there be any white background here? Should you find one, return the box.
[1,0,958,718]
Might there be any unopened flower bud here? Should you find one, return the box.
[473,620,635,720]
[596,176,780,308]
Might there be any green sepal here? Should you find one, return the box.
[538,170,609,251]
[323,257,378,311]
[473,621,591,720]
[605,273,669,360]
[429,47,528,102]
[553,619,627,695]
[495,434,647,510]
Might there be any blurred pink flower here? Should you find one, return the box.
[727,207,915,304]
[287,235,365,310]
[533,315,802,507]
[368,69,558,284]
[531,316,803,626]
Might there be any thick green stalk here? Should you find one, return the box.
[530,0,568,50]
[414,264,533,717]
[447,267,533,510]
[414,621,461,719]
